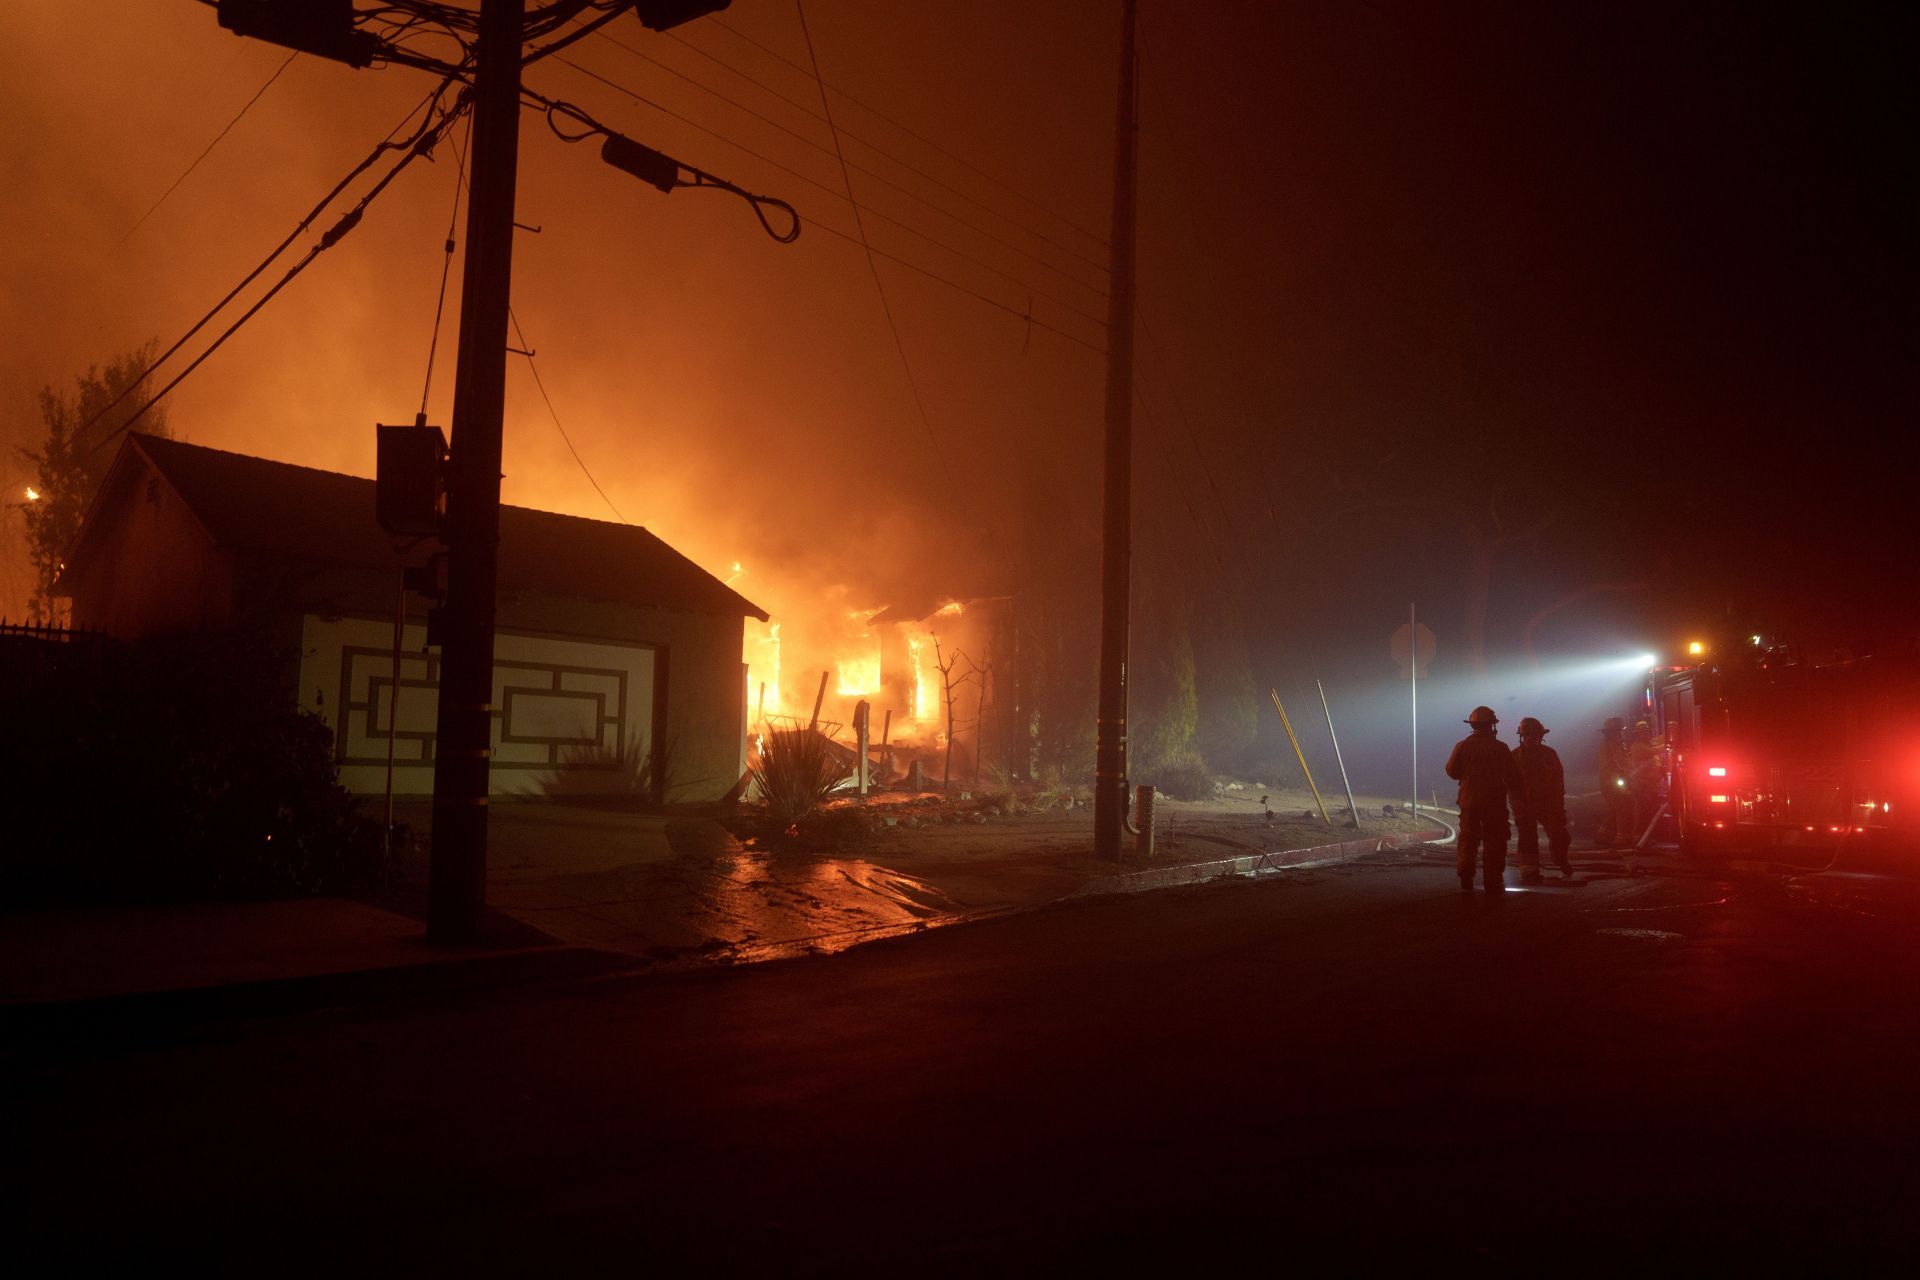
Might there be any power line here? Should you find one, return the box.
[558,49,1107,306]
[795,0,943,462]
[544,55,1107,336]
[803,217,1102,355]
[116,50,300,248]
[609,25,1112,283]
[507,306,629,524]
[698,15,1109,252]
[76,77,467,450]
[419,110,472,416]
[92,91,470,456]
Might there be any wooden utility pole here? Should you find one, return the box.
[1093,0,1139,861]
[427,0,524,944]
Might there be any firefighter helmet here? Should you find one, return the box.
[1517,716,1548,737]
[1634,720,1652,735]
[1465,706,1498,727]
[1602,716,1625,733]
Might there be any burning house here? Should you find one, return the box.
[57,434,766,802]
[744,592,1017,787]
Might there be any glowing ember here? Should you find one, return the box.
[23,487,39,502]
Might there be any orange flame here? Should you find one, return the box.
[837,653,880,696]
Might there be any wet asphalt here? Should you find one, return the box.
[8,845,1920,1270]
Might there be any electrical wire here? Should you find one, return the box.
[524,1,628,64]
[795,0,943,462]
[533,91,798,241]
[802,217,1103,355]
[542,57,1106,331]
[599,26,1110,289]
[555,53,1097,299]
[507,307,630,524]
[699,15,1109,251]
[74,76,468,450]
[116,50,300,248]
[540,75,1096,347]
[90,93,471,457]
[419,110,473,417]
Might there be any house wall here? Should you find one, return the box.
[66,459,233,637]
[66,488,749,803]
[299,614,660,798]
[498,593,748,802]
[277,571,747,802]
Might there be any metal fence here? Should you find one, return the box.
[0,618,115,691]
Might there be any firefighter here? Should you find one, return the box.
[1627,719,1663,843]
[1513,716,1573,883]
[1444,705,1525,893]
[1597,716,1633,848]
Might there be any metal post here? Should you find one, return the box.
[427,0,522,945]
[853,699,871,798]
[385,570,404,862]
[1093,0,1139,862]
[1271,689,1332,827]
[1410,602,1419,823]
[1316,678,1360,828]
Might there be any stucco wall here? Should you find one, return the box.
[299,614,661,799]
[497,592,748,802]
[272,575,747,802]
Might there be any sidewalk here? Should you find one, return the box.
[2,791,1448,1025]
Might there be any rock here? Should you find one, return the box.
[903,816,921,828]
[969,812,987,824]
[986,805,1002,816]
[882,815,898,828]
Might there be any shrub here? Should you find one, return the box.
[1144,750,1213,801]
[749,727,850,824]
[0,629,391,905]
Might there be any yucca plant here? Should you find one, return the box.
[750,727,851,823]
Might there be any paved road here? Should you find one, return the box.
[10,849,1920,1269]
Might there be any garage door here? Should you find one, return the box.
[299,614,659,797]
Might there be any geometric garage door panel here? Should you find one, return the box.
[298,614,658,797]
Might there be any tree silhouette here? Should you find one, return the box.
[18,344,170,622]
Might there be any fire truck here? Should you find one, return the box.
[1643,638,1920,862]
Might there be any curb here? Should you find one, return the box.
[1067,827,1453,899]
[0,944,637,1050]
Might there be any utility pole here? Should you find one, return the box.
[428,0,524,944]
[211,2,758,945]
[1093,0,1139,862]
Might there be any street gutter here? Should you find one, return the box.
[1067,825,1454,899]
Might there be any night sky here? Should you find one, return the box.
[3,2,1913,767]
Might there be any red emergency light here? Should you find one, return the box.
[1708,766,1728,777]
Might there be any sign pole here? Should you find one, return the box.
[1410,602,1418,823]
